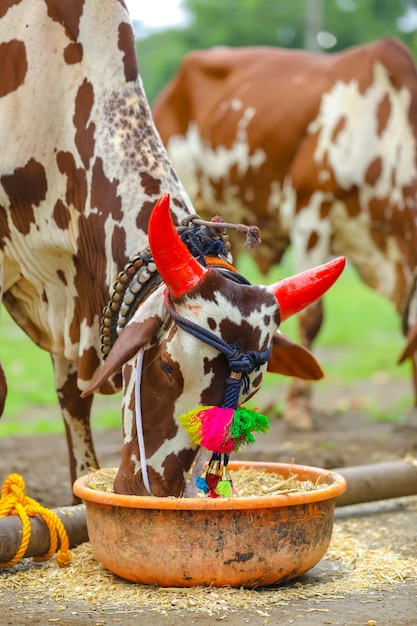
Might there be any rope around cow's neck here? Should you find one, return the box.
[135,347,153,496]
[177,214,261,250]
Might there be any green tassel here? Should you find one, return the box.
[228,407,269,451]
[216,480,233,497]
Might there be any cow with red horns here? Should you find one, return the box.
[84,193,345,497]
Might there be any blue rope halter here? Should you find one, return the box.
[164,290,272,410]
[164,286,272,497]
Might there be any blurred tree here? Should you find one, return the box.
[136,31,190,105]
[179,0,306,49]
[136,0,417,103]
[324,0,417,52]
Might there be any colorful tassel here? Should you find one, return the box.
[178,406,211,445]
[180,405,269,498]
[195,475,209,494]
[216,480,233,497]
[179,405,269,453]
[228,407,269,448]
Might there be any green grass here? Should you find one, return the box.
[0,249,410,436]
[237,250,412,422]
[0,311,121,437]
[237,250,408,383]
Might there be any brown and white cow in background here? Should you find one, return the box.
[152,38,417,430]
[0,0,344,500]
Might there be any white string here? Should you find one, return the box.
[135,348,152,495]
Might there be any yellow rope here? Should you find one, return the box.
[0,473,71,568]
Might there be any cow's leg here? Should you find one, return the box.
[0,269,6,415]
[52,354,99,502]
[284,208,330,430]
[411,353,417,409]
[283,299,324,430]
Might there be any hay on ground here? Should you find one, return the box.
[1,489,416,617]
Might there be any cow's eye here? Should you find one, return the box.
[161,360,173,376]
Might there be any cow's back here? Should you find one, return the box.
[153,39,417,300]
[155,38,417,155]
[154,45,330,179]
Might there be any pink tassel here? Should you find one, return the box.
[199,407,235,453]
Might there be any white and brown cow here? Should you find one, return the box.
[152,38,417,429]
[0,0,193,494]
[0,0,345,498]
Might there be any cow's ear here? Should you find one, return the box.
[82,314,163,396]
[267,332,324,380]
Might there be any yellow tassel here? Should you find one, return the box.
[178,406,213,445]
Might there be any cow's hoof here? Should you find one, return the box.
[282,402,315,431]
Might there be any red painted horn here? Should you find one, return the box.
[269,257,346,322]
[148,193,208,299]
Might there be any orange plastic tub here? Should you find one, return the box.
[73,461,346,588]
